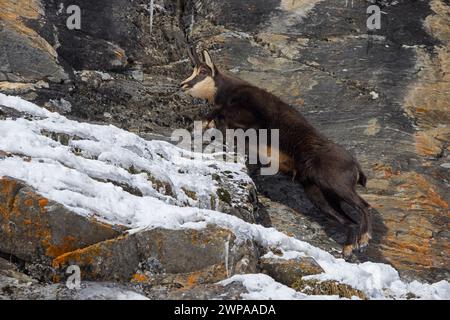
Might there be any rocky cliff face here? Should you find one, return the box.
[0,0,449,299]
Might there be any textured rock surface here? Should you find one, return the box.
[0,177,123,263]
[142,281,247,300]
[0,255,248,300]
[0,0,68,84]
[292,278,367,300]
[0,257,148,300]
[260,255,324,287]
[52,225,258,282]
[1,0,449,297]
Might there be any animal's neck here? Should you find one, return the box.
[213,71,248,105]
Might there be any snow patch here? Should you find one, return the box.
[220,274,342,300]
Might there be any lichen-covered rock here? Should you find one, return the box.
[260,255,324,287]
[0,177,123,263]
[52,225,258,283]
[292,279,366,300]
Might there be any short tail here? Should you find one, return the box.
[358,170,367,187]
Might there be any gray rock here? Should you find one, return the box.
[0,9,68,83]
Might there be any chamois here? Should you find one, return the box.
[181,48,372,258]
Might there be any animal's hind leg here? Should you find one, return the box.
[324,193,358,225]
[302,182,355,226]
[355,194,372,249]
[324,193,365,257]
[333,189,372,251]
[302,182,358,258]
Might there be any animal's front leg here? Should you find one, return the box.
[202,106,222,129]
[202,119,216,130]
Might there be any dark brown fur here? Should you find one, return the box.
[182,51,372,257]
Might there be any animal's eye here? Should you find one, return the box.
[199,68,208,75]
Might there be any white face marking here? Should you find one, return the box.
[188,77,217,102]
[181,67,199,88]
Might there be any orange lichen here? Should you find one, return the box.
[131,273,149,283]
[186,273,198,287]
[362,165,448,274]
[52,275,61,283]
[372,163,400,178]
[415,131,445,157]
[44,235,78,258]
[52,243,103,269]
[191,230,199,245]
[52,234,127,269]
[397,173,448,211]
[38,198,49,209]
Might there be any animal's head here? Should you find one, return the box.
[181,47,218,102]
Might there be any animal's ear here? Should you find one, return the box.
[202,50,216,76]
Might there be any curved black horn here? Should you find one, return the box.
[187,45,200,66]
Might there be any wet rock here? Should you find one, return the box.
[260,255,324,287]
[0,177,124,263]
[52,225,259,282]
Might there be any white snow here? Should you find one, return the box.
[0,94,252,216]
[0,93,449,300]
[220,274,343,300]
